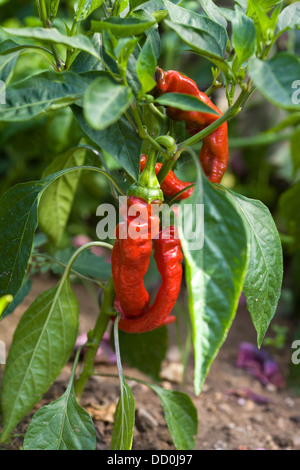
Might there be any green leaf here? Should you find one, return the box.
[1,27,100,59]
[0,295,13,319]
[225,189,283,347]
[72,105,141,181]
[0,279,79,442]
[276,2,300,33]
[75,0,105,21]
[0,71,90,122]
[164,20,228,72]
[1,278,32,320]
[117,326,168,380]
[136,34,157,95]
[149,385,198,450]
[70,33,105,73]
[129,0,150,11]
[231,6,256,64]
[0,165,111,312]
[163,0,228,57]
[0,50,19,83]
[155,92,219,114]
[247,0,282,40]
[279,181,300,252]
[198,0,227,27]
[0,180,44,299]
[53,246,111,280]
[248,0,282,14]
[0,39,51,56]
[179,158,248,395]
[84,77,133,130]
[91,17,156,38]
[38,148,86,247]
[23,382,96,450]
[248,53,300,111]
[111,382,135,450]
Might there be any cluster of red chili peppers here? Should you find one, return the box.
[111,68,229,333]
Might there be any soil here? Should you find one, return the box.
[1,273,300,451]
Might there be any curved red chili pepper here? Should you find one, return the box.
[111,196,160,318]
[117,226,183,333]
[140,154,194,200]
[155,68,228,184]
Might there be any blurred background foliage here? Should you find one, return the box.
[0,0,299,386]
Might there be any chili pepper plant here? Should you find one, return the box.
[0,0,299,451]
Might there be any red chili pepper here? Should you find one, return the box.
[140,154,194,200]
[111,195,160,318]
[155,68,228,184]
[116,225,183,334]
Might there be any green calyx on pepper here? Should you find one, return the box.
[127,148,164,204]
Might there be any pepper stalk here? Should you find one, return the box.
[127,149,163,204]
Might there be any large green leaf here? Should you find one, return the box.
[136,34,157,94]
[0,180,45,299]
[225,189,283,347]
[23,389,96,450]
[72,105,141,180]
[84,77,134,130]
[1,27,100,59]
[0,71,90,122]
[198,0,227,27]
[38,148,86,247]
[248,53,300,111]
[164,19,228,72]
[179,159,248,395]
[276,2,300,33]
[163,0,228,55]
[0,50,19,83]
[0,165,113,312]
[91,17,156,37]
[70,33,104,73]
[0,279,79,442]
[0,39,51,56]
[74,0,105,21]
[23,373,96,450]
[231,6,256,64]
[149,385,198,450]
[155,92,219,114]
[111,382,135,450]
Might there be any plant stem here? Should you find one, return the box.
[131,104,169,158]
[157,147,185,184]
[178,86,250,149]
[31,252,107,289]
[157,85,253,183]
[75,276,116,400]
[229,130,293,148]
[36,0,65,70]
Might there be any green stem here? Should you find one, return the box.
[31,252,107,289]
[131,104,169,158]
[157,147,185,185]
[178,86,250,149]
[147,103,168,123]
[75,276,116,400]
[36,0,64,70]
[157,86,252,183]
[138,148,160,189]
[229,130,293,148]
